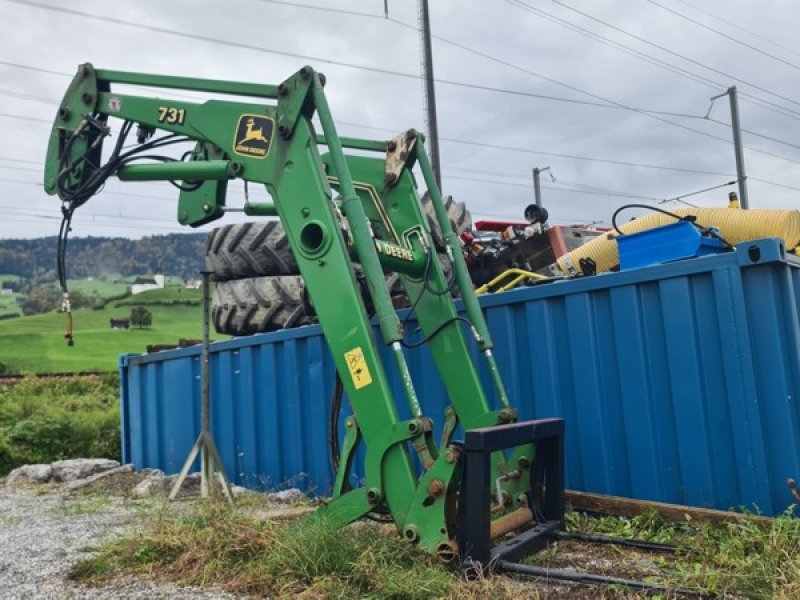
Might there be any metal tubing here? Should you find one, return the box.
[497,561,707,597]
[200,271,211,496]
[392,342,422,418]
[315,134,388,153]
[728,86,749,209]
[311,74,403,345]
[415,141,493,351]
[554,531,676,553]
[97,69,280,99]
[490,507,533,539]
[118,161,234,182]
[483,350,511,409]
[244,201,279,217]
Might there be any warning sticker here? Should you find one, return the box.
[344,347,372,390]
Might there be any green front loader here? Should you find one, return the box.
[43,63,564,568]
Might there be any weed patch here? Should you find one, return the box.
[0,375,120,475]
[68,502,497,599]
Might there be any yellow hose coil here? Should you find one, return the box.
[557,208,800,275]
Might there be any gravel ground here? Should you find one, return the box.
[0,484,237,600]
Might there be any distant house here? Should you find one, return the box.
[0,289,12,297]
[185,278,202,289]
[110,317,130,330]
[131,273,165,295]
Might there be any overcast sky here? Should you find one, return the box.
[1,0,799,239]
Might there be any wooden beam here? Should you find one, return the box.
[565,490,773,528]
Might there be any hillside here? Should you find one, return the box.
[0,233,206,281]
[0,287,224,373]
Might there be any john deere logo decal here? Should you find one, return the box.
[234,114,274,158]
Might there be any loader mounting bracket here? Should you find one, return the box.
[458,418,565,573]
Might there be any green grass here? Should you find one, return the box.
[0,287,220,373]
[67,500,800,599]
[66,278,129,300]
[113,286,201,307]
[0,274,22,318]
[67,504,492,600]
[562,509,800,599]
[0,375,120,475]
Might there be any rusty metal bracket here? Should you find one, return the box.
[384,129,417,188]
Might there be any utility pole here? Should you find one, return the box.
[710,86,749,209]
[532,166,550,209]
[419,0,441,189]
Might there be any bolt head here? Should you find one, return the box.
[427,478,445,498]
[387,141,397,152]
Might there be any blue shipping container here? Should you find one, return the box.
[120,237,800,516]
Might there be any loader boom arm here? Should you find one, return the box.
[43,63,554,557]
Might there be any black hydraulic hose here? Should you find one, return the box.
[497,561,712,598]
[611,203,695,236]
[554,531,676,552]
[611,203,733,248]
[328,370,343,476]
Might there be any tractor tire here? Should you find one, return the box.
[212,276,312,336]
[420,193,473,250]
[205,221,295,281]
[212,254,456,335]
[205,195,472,280]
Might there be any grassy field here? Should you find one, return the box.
[0,275,22,318]
[65,278,129,301]
[0,287,221,373]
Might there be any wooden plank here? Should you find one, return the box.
[565,490,773,528]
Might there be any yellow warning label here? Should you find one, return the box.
[344,347,372,390]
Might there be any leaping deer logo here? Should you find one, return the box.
[238,117,268,145]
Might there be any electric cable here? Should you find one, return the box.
[644,0,800,72]
[611,203,733,248]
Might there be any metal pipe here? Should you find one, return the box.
[311,73,403,345]
[728,86,749,209]
[484,350,511,409]
[532,166,549,209]
[97,68,279,99]
[243,201,279,217]
[315,134,388,153]
[118,160,235,182]
[200,270,211,497]
[497,561,707,597]
[490,507,533,539]
[419,0,441,189]
[392,342,422,418]
[415,140,493,351]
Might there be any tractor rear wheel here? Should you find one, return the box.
[205,221,295,281]
[212,275,313,336]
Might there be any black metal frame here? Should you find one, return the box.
[457,418,565,571]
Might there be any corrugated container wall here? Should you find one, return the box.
[120,238,800,516]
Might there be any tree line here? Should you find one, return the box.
[0,233,206,281]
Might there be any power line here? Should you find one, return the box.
[6,0,796,157]
[707,117,800,152]
[522,0,800,117]
[249,0,383,19]
[673,0,800,60]
[657,179,736,205]
[644,0,800,72]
